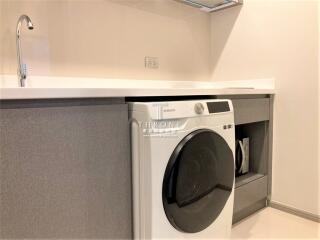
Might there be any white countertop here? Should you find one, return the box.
[0,75,275,99]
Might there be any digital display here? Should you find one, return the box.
[207,101,230,113]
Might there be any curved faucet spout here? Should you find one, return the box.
[16,14,34,87]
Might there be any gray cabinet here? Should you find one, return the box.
[0,99,132,239]
[217,95,273,224]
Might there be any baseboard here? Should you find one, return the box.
[269,200,320,223]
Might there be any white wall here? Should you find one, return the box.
[0,0,210,81]
[211,0,319,216]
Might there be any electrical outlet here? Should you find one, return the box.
[145,56,159,69]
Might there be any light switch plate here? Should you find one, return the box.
[145,56,159,69]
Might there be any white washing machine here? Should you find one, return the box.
[129,100,235,240]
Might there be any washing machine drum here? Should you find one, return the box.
[162,129,234,233]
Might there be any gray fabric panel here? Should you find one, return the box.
[0,104,131,239]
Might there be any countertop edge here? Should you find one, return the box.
[0,76,275,100]
[0,87,275,100]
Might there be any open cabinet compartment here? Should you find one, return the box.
[235,121,269,188]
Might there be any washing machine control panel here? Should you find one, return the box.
[129,100,233,120]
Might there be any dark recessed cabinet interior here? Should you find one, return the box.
[235,121,268,188]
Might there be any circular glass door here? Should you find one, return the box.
[162,129,234,233]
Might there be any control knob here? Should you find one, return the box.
[194,103,204,114]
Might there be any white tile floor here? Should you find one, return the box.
[231,207,320,239]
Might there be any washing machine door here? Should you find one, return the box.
[162,129,234,233]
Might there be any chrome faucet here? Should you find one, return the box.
[16,14,33,87]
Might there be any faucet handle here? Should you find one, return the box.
[23,63,27,77]
[18,63,27,87]
[17,63,27,78]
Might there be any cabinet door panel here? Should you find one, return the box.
[233,176,268,214]
[0,103,131,239]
